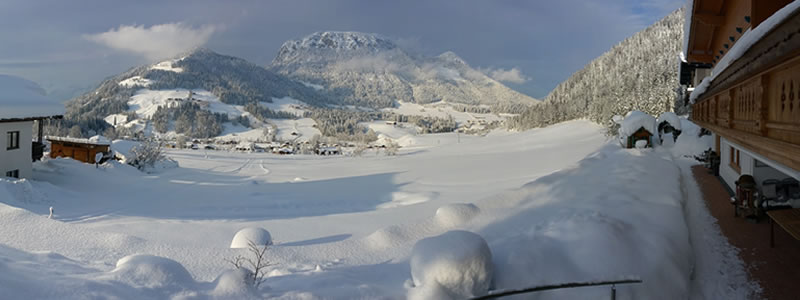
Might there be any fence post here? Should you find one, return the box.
[611,284,616,300]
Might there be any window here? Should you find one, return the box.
[729,146,741,173]
[6,131,19,150]
[5,170,19,179]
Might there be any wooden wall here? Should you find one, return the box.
[50,142,109,164]
[692,55,800,171]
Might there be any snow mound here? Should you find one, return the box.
[111,140,141,163]
[364,225,407,250]
[434,203,480,227]
[230,227,273,248]
[409,230,493,299]
[657,112,682,131]
[635,139,649,149]
[620,111,657,138]
[88,135,111,145]
[211,269,257,299]
[110,254,195,289]
[671,118,713,158]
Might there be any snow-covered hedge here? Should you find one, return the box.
[408,230,493,299]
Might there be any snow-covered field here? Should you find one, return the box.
[0,119,758,299]
[384,101,505,124]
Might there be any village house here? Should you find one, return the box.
[0,75,63,179]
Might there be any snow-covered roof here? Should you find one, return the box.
[47,135,111,146]
[620,111,657,138]
[657,112,682,131]
[690,1,800,103]
[0,74,64,120]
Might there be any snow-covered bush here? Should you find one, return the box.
[230,227,273,248]
[352,143,368,157]
[128,138,166,171]
[408,230,493,299]
[385,139,400,156]
[109,254,195,290]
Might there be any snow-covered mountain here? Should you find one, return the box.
[270,31,537,112]
[507,8,685,131]
[64,48,326,124]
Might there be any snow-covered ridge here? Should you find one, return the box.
[151,58,184,73]
[276,31,397,60]
[118,76,153,88]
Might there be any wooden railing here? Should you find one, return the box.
[692,56,800,171]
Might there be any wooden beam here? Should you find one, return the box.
[694,120,800,172]
[695,12,726,26]
[689,53,715,63]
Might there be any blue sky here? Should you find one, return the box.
[0,0,683,101]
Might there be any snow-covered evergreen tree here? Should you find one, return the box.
[507,8,685,133]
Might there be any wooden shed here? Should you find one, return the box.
[624,127,654,149]
[48,136,111,164]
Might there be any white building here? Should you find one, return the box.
[0,75,64,179]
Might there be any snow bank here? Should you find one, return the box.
[481,142,692,299]
[231,227,273,248]
[657,112,682,131]
[0,74,64,119]
[0,178,53,204]
[434,203,480,227]
[109,254,195,289]
[669,118,713,158]
[409,230,493,299]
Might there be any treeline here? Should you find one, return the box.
[243,103,297,121]
[151,102,227,138]
[389,114,457,134]
[507,8,687,133]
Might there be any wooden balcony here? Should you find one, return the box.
[691,9,800,171]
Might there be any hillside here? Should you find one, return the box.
[270,31,537,113]
[507,8,685,132]
[59,48,326,138]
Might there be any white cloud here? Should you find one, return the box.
[84,23,217,61]
[482,67,530,84]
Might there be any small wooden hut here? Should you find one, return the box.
[624,128,654,149]
[48,136,111,164]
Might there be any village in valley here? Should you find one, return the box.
[1,0,800,299]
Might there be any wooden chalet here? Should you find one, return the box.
[48,136,111,164]
[685,0,800,197]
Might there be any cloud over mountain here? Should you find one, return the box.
[84,23,217,61]
[481,67,530,84]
